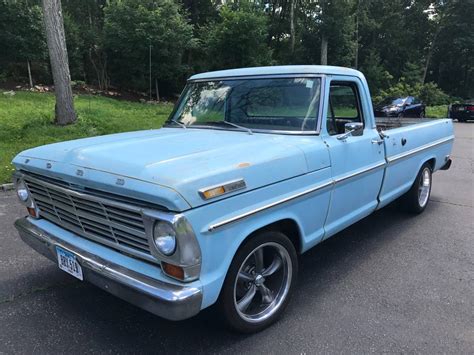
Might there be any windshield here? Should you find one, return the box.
[166,77,321,132]
[379,97,406,106]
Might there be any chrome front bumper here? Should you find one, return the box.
[14,217,202,321]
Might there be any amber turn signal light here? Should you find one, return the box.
[202,186,225,200]
[27,207,37,218]
[162,262,184,280]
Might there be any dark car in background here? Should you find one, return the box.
[374,96,426,118]
[448,100,474,122]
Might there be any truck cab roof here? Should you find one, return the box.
[189,65,365,81]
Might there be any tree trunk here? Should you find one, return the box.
[155,78,160,102]
[42,0,76,125]
[354,0,359,69]
[149,44,152,101]
[27,59,33,88]
[422,28,440,84]
[290,0,296,56]
[321,34,328,65]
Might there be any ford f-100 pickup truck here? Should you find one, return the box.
[13,66,454,333]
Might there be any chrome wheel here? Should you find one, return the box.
[418,167,431,207]
[233,242,292,323]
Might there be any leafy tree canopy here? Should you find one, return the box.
[0,0,472,100]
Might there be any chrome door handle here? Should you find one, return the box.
[371,139,384,145]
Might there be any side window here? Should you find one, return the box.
[326,82,363,136]
[412,97,419,104]
[405,97,413,105]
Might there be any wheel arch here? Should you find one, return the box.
[425,157,436,171]
[411,157,436,186]
[241,218,303,255]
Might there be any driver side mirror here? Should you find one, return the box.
[337,122,364,141]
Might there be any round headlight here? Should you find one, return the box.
[16,181,29,202]
[153,221,177,256]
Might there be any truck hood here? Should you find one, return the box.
[13,128,311,209]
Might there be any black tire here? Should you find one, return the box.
[400,162,432,214]
[458,118,466,123]
[420,110,425,118]
[398,112,404,118]
[217,230,298,333]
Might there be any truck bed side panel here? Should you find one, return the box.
[378,119,454,209]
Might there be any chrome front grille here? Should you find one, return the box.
[24,175,155,263]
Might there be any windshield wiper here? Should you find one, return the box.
[169,119,187,129]
[219,121,253,135]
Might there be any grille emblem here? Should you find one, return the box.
[76,169,84,176]
[46,163,52,169]
[116,178,125,186]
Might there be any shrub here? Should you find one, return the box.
[373,78,451,106]
[418,82,451,106]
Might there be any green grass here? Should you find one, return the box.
[426,105,449,118]
[0,90,173,183]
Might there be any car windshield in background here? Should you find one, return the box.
[380,97,406,106]
[167,77,321,132]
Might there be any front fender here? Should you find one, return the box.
[183,168,332,309]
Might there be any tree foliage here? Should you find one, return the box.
[0,1,47,82]
[201,4,273,70]
[104,0,194,93]
[0,0,472,101]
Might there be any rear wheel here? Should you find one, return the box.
[217,231,298,333]
[400,163,432,214]
[419,110,425,118]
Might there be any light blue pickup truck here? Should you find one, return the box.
[13,66,454,332]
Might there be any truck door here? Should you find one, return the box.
[322,78,386,239]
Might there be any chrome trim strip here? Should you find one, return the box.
[180,126,320,136]
[208,180,333,231]
[207,161,387,232]
[386,135,454,164]
[316,75,326,133]
[189,73,324,82]
[208,135,454,231]
[334,161,386,184]
[14,217,202,321]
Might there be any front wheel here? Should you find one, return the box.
[400,163,432,214]
[217,231,298,333]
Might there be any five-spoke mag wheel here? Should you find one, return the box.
[218,231,297,333]
[234,242,292,323]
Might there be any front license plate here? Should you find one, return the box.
[56,246,83,280]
